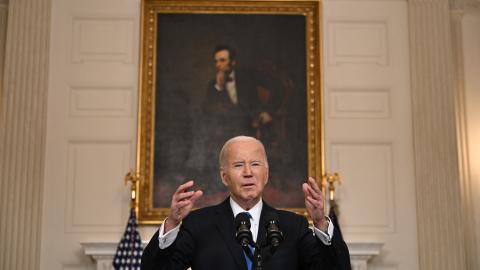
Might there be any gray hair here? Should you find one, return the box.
[219,136,269,168]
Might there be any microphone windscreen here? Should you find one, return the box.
[235,212,251,228]
[264,212,279,226]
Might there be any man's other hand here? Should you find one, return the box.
[302,177,328,232]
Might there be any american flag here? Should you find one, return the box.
[113,209,143,270]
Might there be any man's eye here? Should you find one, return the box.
[251,162,260,166]
[233,164,243,168]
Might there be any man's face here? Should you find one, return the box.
[220,140,269,207]
[214,49,235,73]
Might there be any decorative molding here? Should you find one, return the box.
[349,242,384,270]
[0,0,51,269]
[327,19,389,66]
[408,0,467,269]
[450,10,478,270]
[65,140,132,232]
[328,87,391,119]
[69,85,134,117]
[82,241,148,270]
[62,264,90,270]
[331,142,396,234]
[449,0,480,11]
[72,17,134,63]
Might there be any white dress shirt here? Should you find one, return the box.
[157,198,334,249]
[214,71,238,104]
[229,197,262,242]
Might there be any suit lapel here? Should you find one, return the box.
[214,198,248,270]
[257,202,281,263]
[257,201,275,246]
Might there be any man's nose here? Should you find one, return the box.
[243,165,253,176]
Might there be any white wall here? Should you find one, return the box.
[41,0,141,269]
[41,0,418,269]
[323,1,417,269]
[462,7,480,270]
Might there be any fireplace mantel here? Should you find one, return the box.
[81,241,382,270]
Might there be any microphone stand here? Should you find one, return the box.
[252,219,283,270]
[235,213,282,270]
[241,242,263,270]
[252,243,263,270]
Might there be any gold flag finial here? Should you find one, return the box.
[125,171,142,212]
[323,173,341,201]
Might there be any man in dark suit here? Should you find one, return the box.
[202,45,261,139]
[142,136,351,270]
[199,46,273,193]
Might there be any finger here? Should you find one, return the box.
[306,184,321,201]
[175,200,192,209]
[302,183,313,197]
[177,191,203,207]
[304,199,315,211]
[306,196,323,208]
[303,184,322,206]
[176,191,203,211]
[175,180,194,194]
[175,190,195,201]
[310,193,324,208]
[217,72,225,81]
[305,198,324,218]
[172,181,195,201]
[306,179,325,202]
[308,177,322,193]
[190,190,203,203]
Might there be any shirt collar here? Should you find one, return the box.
[225,70,235,83]
[229,197,262,222]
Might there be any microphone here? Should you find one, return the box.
[265,213,283,251]
[234,212,253,248]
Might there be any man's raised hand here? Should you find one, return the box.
[165,180,203,233]
[302,177,328,232]
[216,71,226,90]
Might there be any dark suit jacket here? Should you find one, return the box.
[141,198,351,270]
[201,70,259,139]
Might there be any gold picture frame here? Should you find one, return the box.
[135,0,324,224]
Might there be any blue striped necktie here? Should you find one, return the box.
[243,245,254,270]
[242,212,254,270]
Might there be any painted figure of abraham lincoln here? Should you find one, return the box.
[153,13,308,209]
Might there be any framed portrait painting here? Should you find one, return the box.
[135,0,324,224]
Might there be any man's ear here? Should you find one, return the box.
[220,168,228,186]
[264,169,269,185]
